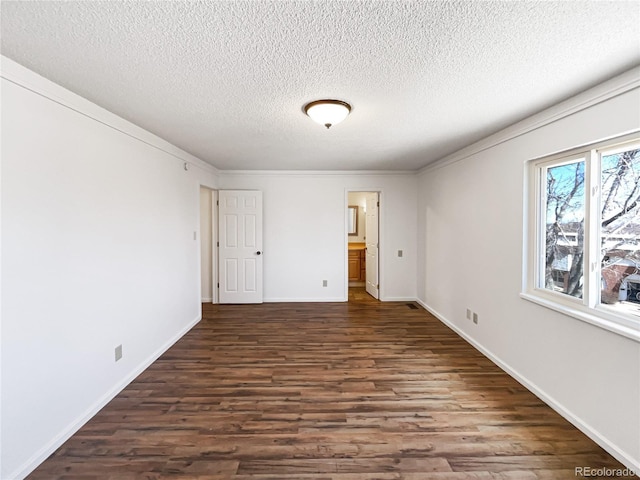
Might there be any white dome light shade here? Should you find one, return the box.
[304,99,351,129]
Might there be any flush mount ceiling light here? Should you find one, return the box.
[304,99,351,129]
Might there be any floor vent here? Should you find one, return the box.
[406,303,418,310]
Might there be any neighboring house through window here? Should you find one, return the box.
[524,133,640,339]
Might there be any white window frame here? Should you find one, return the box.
[522,132,640,342]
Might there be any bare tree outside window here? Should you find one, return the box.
[541,148,640,311]
[530,136,640,334]
[544,160,585,298]
[600,148,640,309]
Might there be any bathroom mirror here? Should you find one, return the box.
[348,206,358,236]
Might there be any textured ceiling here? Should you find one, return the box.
[2,1,639,171]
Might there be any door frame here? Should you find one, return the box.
[198,185,218,304]
[345,189,383,301]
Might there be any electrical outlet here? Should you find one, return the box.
[115,344,123,362]
[397,250,403,257]
[322,280,328,287]
[466,309,471,320]
[473,313,478,324]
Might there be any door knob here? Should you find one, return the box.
[256,251,262,255]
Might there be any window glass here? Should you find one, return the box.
[600,147,640,315]
[543,160,585,298]
[527,135,640,338]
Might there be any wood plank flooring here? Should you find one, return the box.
[28,290,636,479]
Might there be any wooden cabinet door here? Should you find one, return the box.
[348,253,360,281]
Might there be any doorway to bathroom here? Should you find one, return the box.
[347,191,379,301]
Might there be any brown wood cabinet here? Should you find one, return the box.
[348,248,366,281]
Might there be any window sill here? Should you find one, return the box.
[520,292,640,342]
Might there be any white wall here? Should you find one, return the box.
[0,57,218,479]
[417,71,640,471]
[218,173,417,301]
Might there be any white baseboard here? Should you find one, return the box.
[264,297,346,303]
[263,296,418,303]
[415,298,640,474]
[10,314,203,480]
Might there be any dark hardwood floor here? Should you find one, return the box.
[347,286,378,303]
[28,289,636,479]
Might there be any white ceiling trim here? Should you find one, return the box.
[0,55,218,175]
[218,170,417,177]
[418,66,640,176]
[5,53,639,179]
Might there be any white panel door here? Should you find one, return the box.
[218,190,263,303]
[365,193,379,299]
